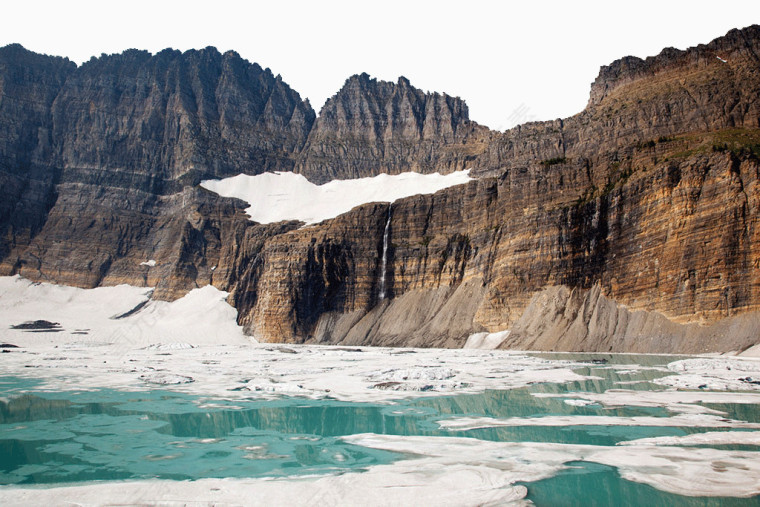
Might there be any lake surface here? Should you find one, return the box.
[1,353,759,505]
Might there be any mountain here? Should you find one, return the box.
[0,45,313,297]
[1,26,759,353]
[294,73,490,183]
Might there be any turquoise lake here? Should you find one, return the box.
[1,353,759,506]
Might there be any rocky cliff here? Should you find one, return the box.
[235,25,760,349]
[0,44,75,262]
[1,26,760,353]
[294,73,491,183]
[0,45,313,297]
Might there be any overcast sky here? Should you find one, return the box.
[3,1,759,130]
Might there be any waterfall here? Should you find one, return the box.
[378,205,392,300]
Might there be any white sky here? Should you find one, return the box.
[2,1,759,130]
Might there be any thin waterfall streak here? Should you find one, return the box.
[379,205,392,300]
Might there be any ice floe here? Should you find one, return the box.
[342,434,760,498]
[3,275,760,504]
[0,276,600,400]
[4,434,759,504]
[619,431,760,447]
[139,373,195,385]
[653,357,760,391]
[0,455,532,506]
[531,389,760,415]
[437,414,760,431]
[0,338,596,402]
[365,366,456,382]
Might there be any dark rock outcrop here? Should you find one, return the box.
[0,46,314,296]
[54,47,315,187]
[295,73,491,183]
[0,44,75,261]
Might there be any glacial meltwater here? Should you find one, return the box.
[2,354,760,505]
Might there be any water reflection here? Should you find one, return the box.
[0,350,758,507]
[0,383,750,486]
[0,392,404,484]
[522,461,752,507]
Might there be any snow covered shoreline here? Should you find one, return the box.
[2,274,760,402]
[0,275,597,402]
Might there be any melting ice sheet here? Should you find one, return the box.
[1,352,760,505]
[200,170,473,225]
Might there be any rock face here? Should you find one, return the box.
[0,45,75,262]
[294,73,491,183]
[53,47,315,185]
[237,26,760,349]
[464,24,760,328]
[1,26,760,353]
[473,25,760,180]
[0,46,313,297]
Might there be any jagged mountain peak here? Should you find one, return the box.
[72,46,286,85]
[318,71,472,134]
[0,42,317,203]
[331,72,457,102]
[294,71,482,183]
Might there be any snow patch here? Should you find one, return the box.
[200,170,473,225]
[463,330,510,349]
[739,343,760,357]
[0,276,250,349]
[139,260,156,267]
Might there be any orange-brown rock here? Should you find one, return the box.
[237,26,760,350]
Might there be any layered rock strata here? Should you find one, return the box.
[239,26,760,347]
[294,73,491,183]
[0,45,313,296]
